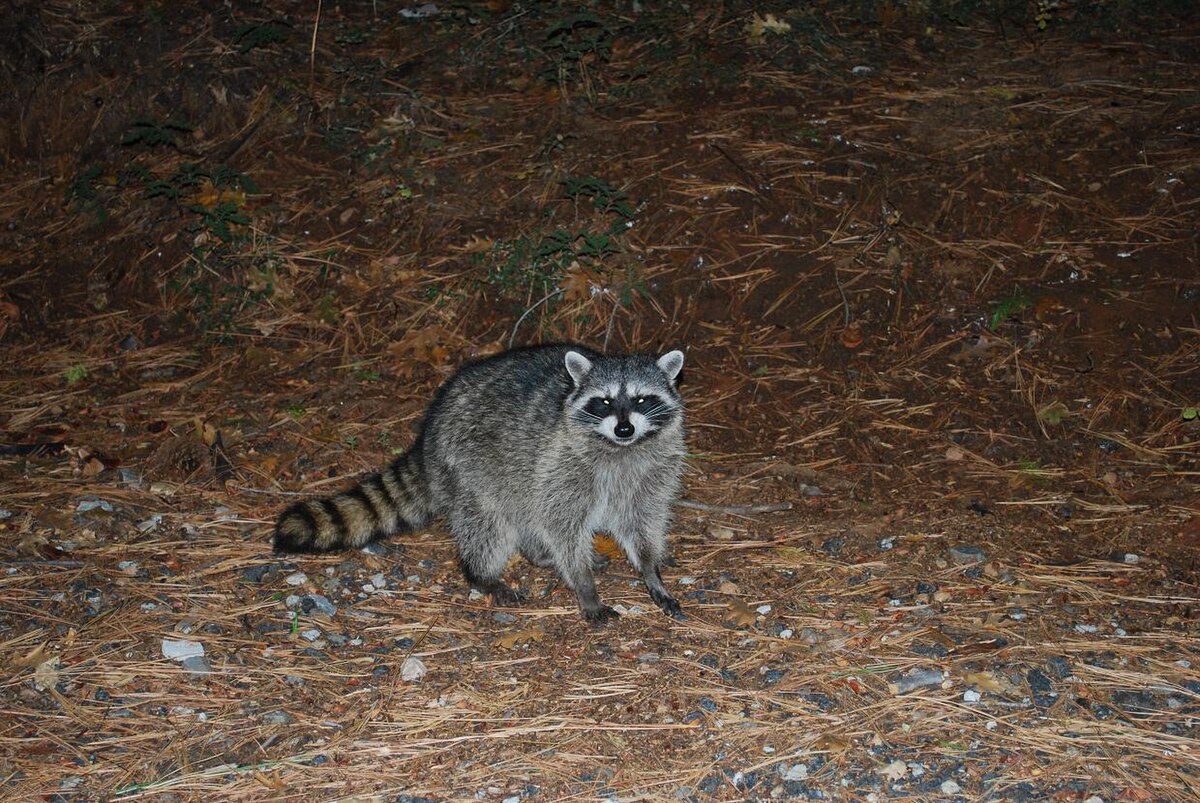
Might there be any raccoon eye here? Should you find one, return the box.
[602,398,611,406]
[636,397,646,405]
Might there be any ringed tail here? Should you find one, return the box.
[273,446,431,553]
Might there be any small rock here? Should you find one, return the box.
[698,696,718,712]
[756,604,772,615]
[890,668,945,694]
[301,594,337,616]
[1027,667,1057,707]
[300,629,322,642]
[639,652,660,663]
[778,628,793,639]
[1046,656,1072,679]
[285,572,308,586]
[116,469,143,487]
[1074,623,1099,634]
[851,65,874,76]
[242,563,282,583]
[161,638,204,661]
[76,498,114,514]
[963,688,982,703]
[262,711,294,725]
[940,780,961,795]
[136,515,162,533]
[117,560,139,574]
[879,537,895,550]
[371,572,387,589]
[402,656,427,682]
[782,763,808,781]
[948,544,986,565]
[182,655,212,677]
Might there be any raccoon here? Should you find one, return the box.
[273,344,687,625]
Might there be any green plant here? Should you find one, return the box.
[988,293,1032,330]
[542,12,615,86]
[561,175,633,219]
[121,118,193,149]
[64,365,88,384]
[233,21,289,53]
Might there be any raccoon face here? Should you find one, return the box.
[565,349,684,447]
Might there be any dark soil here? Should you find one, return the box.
[1,2,1198,800]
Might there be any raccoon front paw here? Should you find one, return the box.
[583,605,620,626]
[650,590,685,620]
[489,585,526,606]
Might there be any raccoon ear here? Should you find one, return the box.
[656,349,684,382]
[564,351,593,386]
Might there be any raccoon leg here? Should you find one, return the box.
[451,499,524,606]
[554,538,618,625]
[612,528,684,620]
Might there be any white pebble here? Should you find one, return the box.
[285,572,308,586]
[940,780,961,794]
[963,689,982,703]
[161,638,204,660]
[402,656,427,682]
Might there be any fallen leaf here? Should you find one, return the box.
[840,321,864,349]
[707,523,736,541]
[561,264,598,304]
[33,656,61,691]
[812,733,852,752]
[727,600,757,627]
[963,670,1005,693]
[879,759,907,781]
[10,643,51,670]
[745,12,791,42]
[944,445,965,461]
[494,628,546,649]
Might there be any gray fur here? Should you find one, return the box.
[273,344,687,624]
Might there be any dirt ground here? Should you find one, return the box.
[1,1,1198,800]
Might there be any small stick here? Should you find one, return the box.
[677,499,793,515]
[509,288,565,348]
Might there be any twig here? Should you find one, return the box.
[676,499,793,515]
[509,288,564,348]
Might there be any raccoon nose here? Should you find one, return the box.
[614,421,635,439]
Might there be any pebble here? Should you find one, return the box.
[285,572,308,586]
[182,655,212,677]
[242,563,282,583]
[493,612,516,623]
[1074,623,1099,634]
[161,638,204,660]
[76,498,114,513]
[940,780,961,795]
[117,560,139,574]
[371,573,387,589]
[782,763,808,781]
[963,689,982,703]
[949,544,986,565]
[136,515,162,533]
[302,594,337,616]
[639,652,660,663]
[402,656,427,682]
[756,604,772,614]
[300,629,322,642]
[698,696,718,712]
[778,628,793,639]
[890,668,945,694]
[879,537,895,550]
[262,711,294,725]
